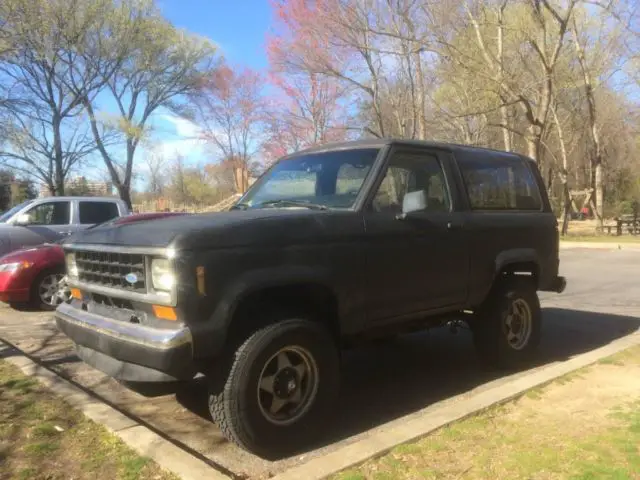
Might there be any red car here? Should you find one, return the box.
[0,212,188,310]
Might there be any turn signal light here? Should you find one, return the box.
[153,305,177,321]
[70,288,82,300]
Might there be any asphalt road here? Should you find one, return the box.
[1,248,639,479]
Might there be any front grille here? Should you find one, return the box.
[75,251,147,293]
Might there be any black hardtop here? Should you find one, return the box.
[286,138,534,163]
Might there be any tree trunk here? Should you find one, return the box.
[52,115,65,196]
[573,20,604,227]
[500,106,511,151]
[595,162,603,221]
[552,106,572,236]
[116,183,133,210]
[526,127,541,162]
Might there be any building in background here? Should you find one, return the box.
[38,177,114,198]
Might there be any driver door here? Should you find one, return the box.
[363,148,469,323]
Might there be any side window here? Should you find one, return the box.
[79,202,120,224]
[25,202,70,225]
[372,152,450,213]
[458,155,542,210]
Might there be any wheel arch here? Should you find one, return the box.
[494,249,541,288]
[196,267,341,359]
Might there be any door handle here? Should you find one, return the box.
[447,221,463,230]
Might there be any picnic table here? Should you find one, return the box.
[598,213,640,236]
[596,200,640,236]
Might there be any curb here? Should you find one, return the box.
[270,330,640,480]
[0,342,231,480]
[560,241,640,250]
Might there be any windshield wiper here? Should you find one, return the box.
[257,199,328,210]
[229,202,250,210]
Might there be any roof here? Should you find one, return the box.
[34,196,125,202]
[287,138,528,159]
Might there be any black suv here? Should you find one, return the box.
[55,139,566,455]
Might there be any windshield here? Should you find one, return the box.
[239,148,379,209]
[0,200,34,223]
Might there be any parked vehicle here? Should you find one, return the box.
[54,139,566,456]
[0,196,129,257]
[0,212,188,310]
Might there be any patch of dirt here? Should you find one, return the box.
[507,360,640,436]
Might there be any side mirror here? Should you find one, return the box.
[397,190,428,219]
[14,214,31,225]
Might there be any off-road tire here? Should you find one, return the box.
[208,318,340,457]
[471,276,541,370]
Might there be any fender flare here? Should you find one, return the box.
[193,266,338,356]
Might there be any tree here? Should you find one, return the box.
[264,31,349,162]
[268,0,395,138]
[82,6,218,208]
[0,0,142,195]
[189,64,265,192]
[144,152,168,198]
[0,169,36,210]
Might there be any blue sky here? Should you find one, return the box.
[159,0,271,70]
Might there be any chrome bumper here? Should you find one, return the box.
[55,302,195,381]
[55,302,191,349]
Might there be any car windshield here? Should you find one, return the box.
[237,148,380,210]
[0,200,34,223]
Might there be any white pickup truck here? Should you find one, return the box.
[0,196,129,256]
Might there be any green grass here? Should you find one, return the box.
[333,345,640,480]
[0,359,177,480]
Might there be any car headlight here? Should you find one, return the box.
[0,262,25,273]
[151,258,174,292]
[65,253,78,278]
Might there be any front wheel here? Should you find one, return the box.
[471,277,541,370]
[208,319,340,456]
[31,270,70,311]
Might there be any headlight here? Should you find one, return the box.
[0,262,24,273]
[151,258,174,291]
[65,253,78,278]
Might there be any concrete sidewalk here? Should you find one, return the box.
[560,240,640,250]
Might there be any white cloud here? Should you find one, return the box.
[159,114,203,138]
[147,113,209,161]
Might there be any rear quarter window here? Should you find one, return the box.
[79,201,120,224]
[457,154,542,211]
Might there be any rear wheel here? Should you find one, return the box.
[208,318,340,456]
[31,269,70,311]
[471,277,541,370]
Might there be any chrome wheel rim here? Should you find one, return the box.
[503,298,532,350]
[39,274,69,306]
[257,346,319,426]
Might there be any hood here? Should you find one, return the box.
[0,243,63,264]
[63,208,356,251]
[0,223,64,257]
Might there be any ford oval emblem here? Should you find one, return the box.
[124,272,138,284]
